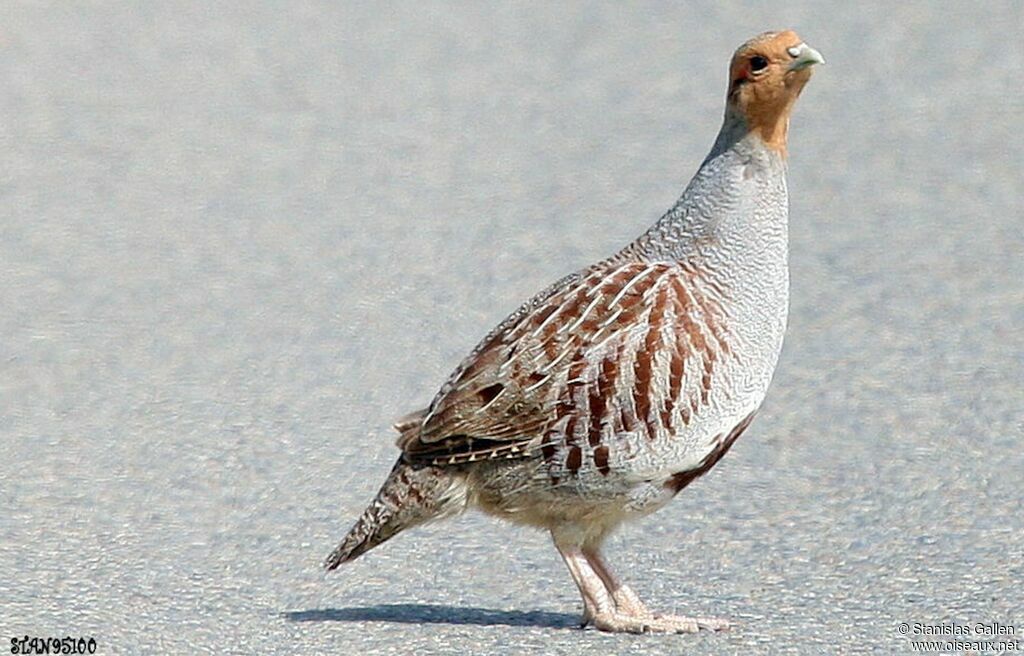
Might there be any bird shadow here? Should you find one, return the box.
[282,603,579,629]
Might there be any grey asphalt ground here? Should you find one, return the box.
[2,2,1022,654]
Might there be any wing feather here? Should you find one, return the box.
[399,259,730,467]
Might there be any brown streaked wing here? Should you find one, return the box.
[403,262,648,461]
[401,260,730,467]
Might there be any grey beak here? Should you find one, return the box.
[788,43,825,71]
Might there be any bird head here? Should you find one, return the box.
[726,30,824,156]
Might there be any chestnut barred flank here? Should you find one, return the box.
[403,262,735,479]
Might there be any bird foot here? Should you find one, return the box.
[587,612,730,634]
[610,585,650,617]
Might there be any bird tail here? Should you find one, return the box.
[324,458,467,569]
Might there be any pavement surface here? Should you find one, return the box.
[2,2,1022,654]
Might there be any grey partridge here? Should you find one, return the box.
[325,30,823,634]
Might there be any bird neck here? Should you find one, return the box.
[632,115,790,276]
[706,108,788,163]
[714,104,791,159]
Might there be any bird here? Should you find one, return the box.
[325,30,823,634]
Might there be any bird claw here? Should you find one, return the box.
[653,614,731,632]
[586,612,731,634]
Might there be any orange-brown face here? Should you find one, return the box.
[727,30,823,154]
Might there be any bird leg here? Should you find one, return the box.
[555,538,730,634]
[586,547,731,632]
[555,543,615,626]
[582,547,651,618]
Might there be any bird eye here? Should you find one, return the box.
[749,55,769,72]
